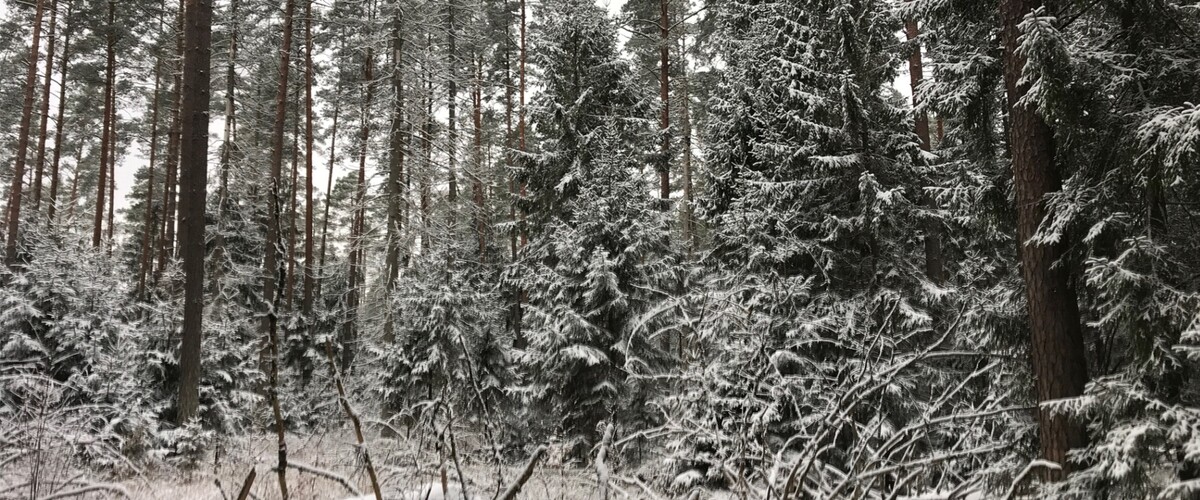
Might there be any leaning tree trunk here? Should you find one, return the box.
[1001,0,1090,480]
[263,0,299,496]
[175,0,213,426]
[4,0,47,264]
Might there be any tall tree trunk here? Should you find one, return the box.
[176,0,213,426]
[472,55,485,261]
[214,0,238,285]
[679,32,693,257]
[383,11,405,342]
[504,10,515,262]
[4,0,46,264]
[511,0,528,348]
[446,0,458,213]
[518,0,527,249]
[67,142,82,220]
[905,11,945,284]
[286,81,301,309]
[32,0,59,214]
[1001,0,1090,480]
[92,1,116,248]
[264,0,299,497]
[345,41,375,372]
[421,55,433,255]
[301,0,316,315]
[107,83,117,242]
[138,53,164,297]
[47,0,73,225]
[657,0,670,204]
[158,0,186,272]
[317,99,340,299]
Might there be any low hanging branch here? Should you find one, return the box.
[499,446,547,500]
[236,468,257,500]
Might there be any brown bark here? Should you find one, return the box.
[383,11,405,343]
[67,142,81,220]
[302,0,316,315]
[138,54,164,298]
[107,83,117,242]
[472,55,485,261]
[46,0,73,224]
[317,100,340,298]
[176,0,213,426]
[657,0,670,203]
[92,1,116,248]
[518,0,527,249]
[286,82,301,309]
[446,0,459,209]
[905,14,945,284]
[264,0,299,496]
[32,0,59,213]
[420,53,433,254]
[344,41,375,372]
[158,0,186,272]
[4,0,47,263]
[1001,0,1090,480]
[213,0,238,286]
[679,32,694,257]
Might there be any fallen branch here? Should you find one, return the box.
[499,446,547,500]
[286,461,362,497]
[36,481,131,500]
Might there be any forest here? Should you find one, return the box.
[2,0,1200,498]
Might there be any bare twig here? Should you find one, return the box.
[286,461,362,497]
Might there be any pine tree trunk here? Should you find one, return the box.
[1001,0,1090,479]
[213,0,238,286]
[446,0,459,211]
[301,0,316,315]
[32,0,59,214]
[905,12,945,284]
[3,0,46,264]
[383,11,405,343]
[176,0,213,426]
[158,0,185,272]
[92,1,116,248]
[107,84,117,242]
[46,0,73,225]
[679,32,693,258]
[345,42,375,372]
[138,53,164,298]
[286,83,301,309]
[657,0,670,204]
[473,56,485,261]
[264,0,299,496]
[317,100,340,299]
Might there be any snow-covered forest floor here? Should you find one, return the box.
[2,432,629,500]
